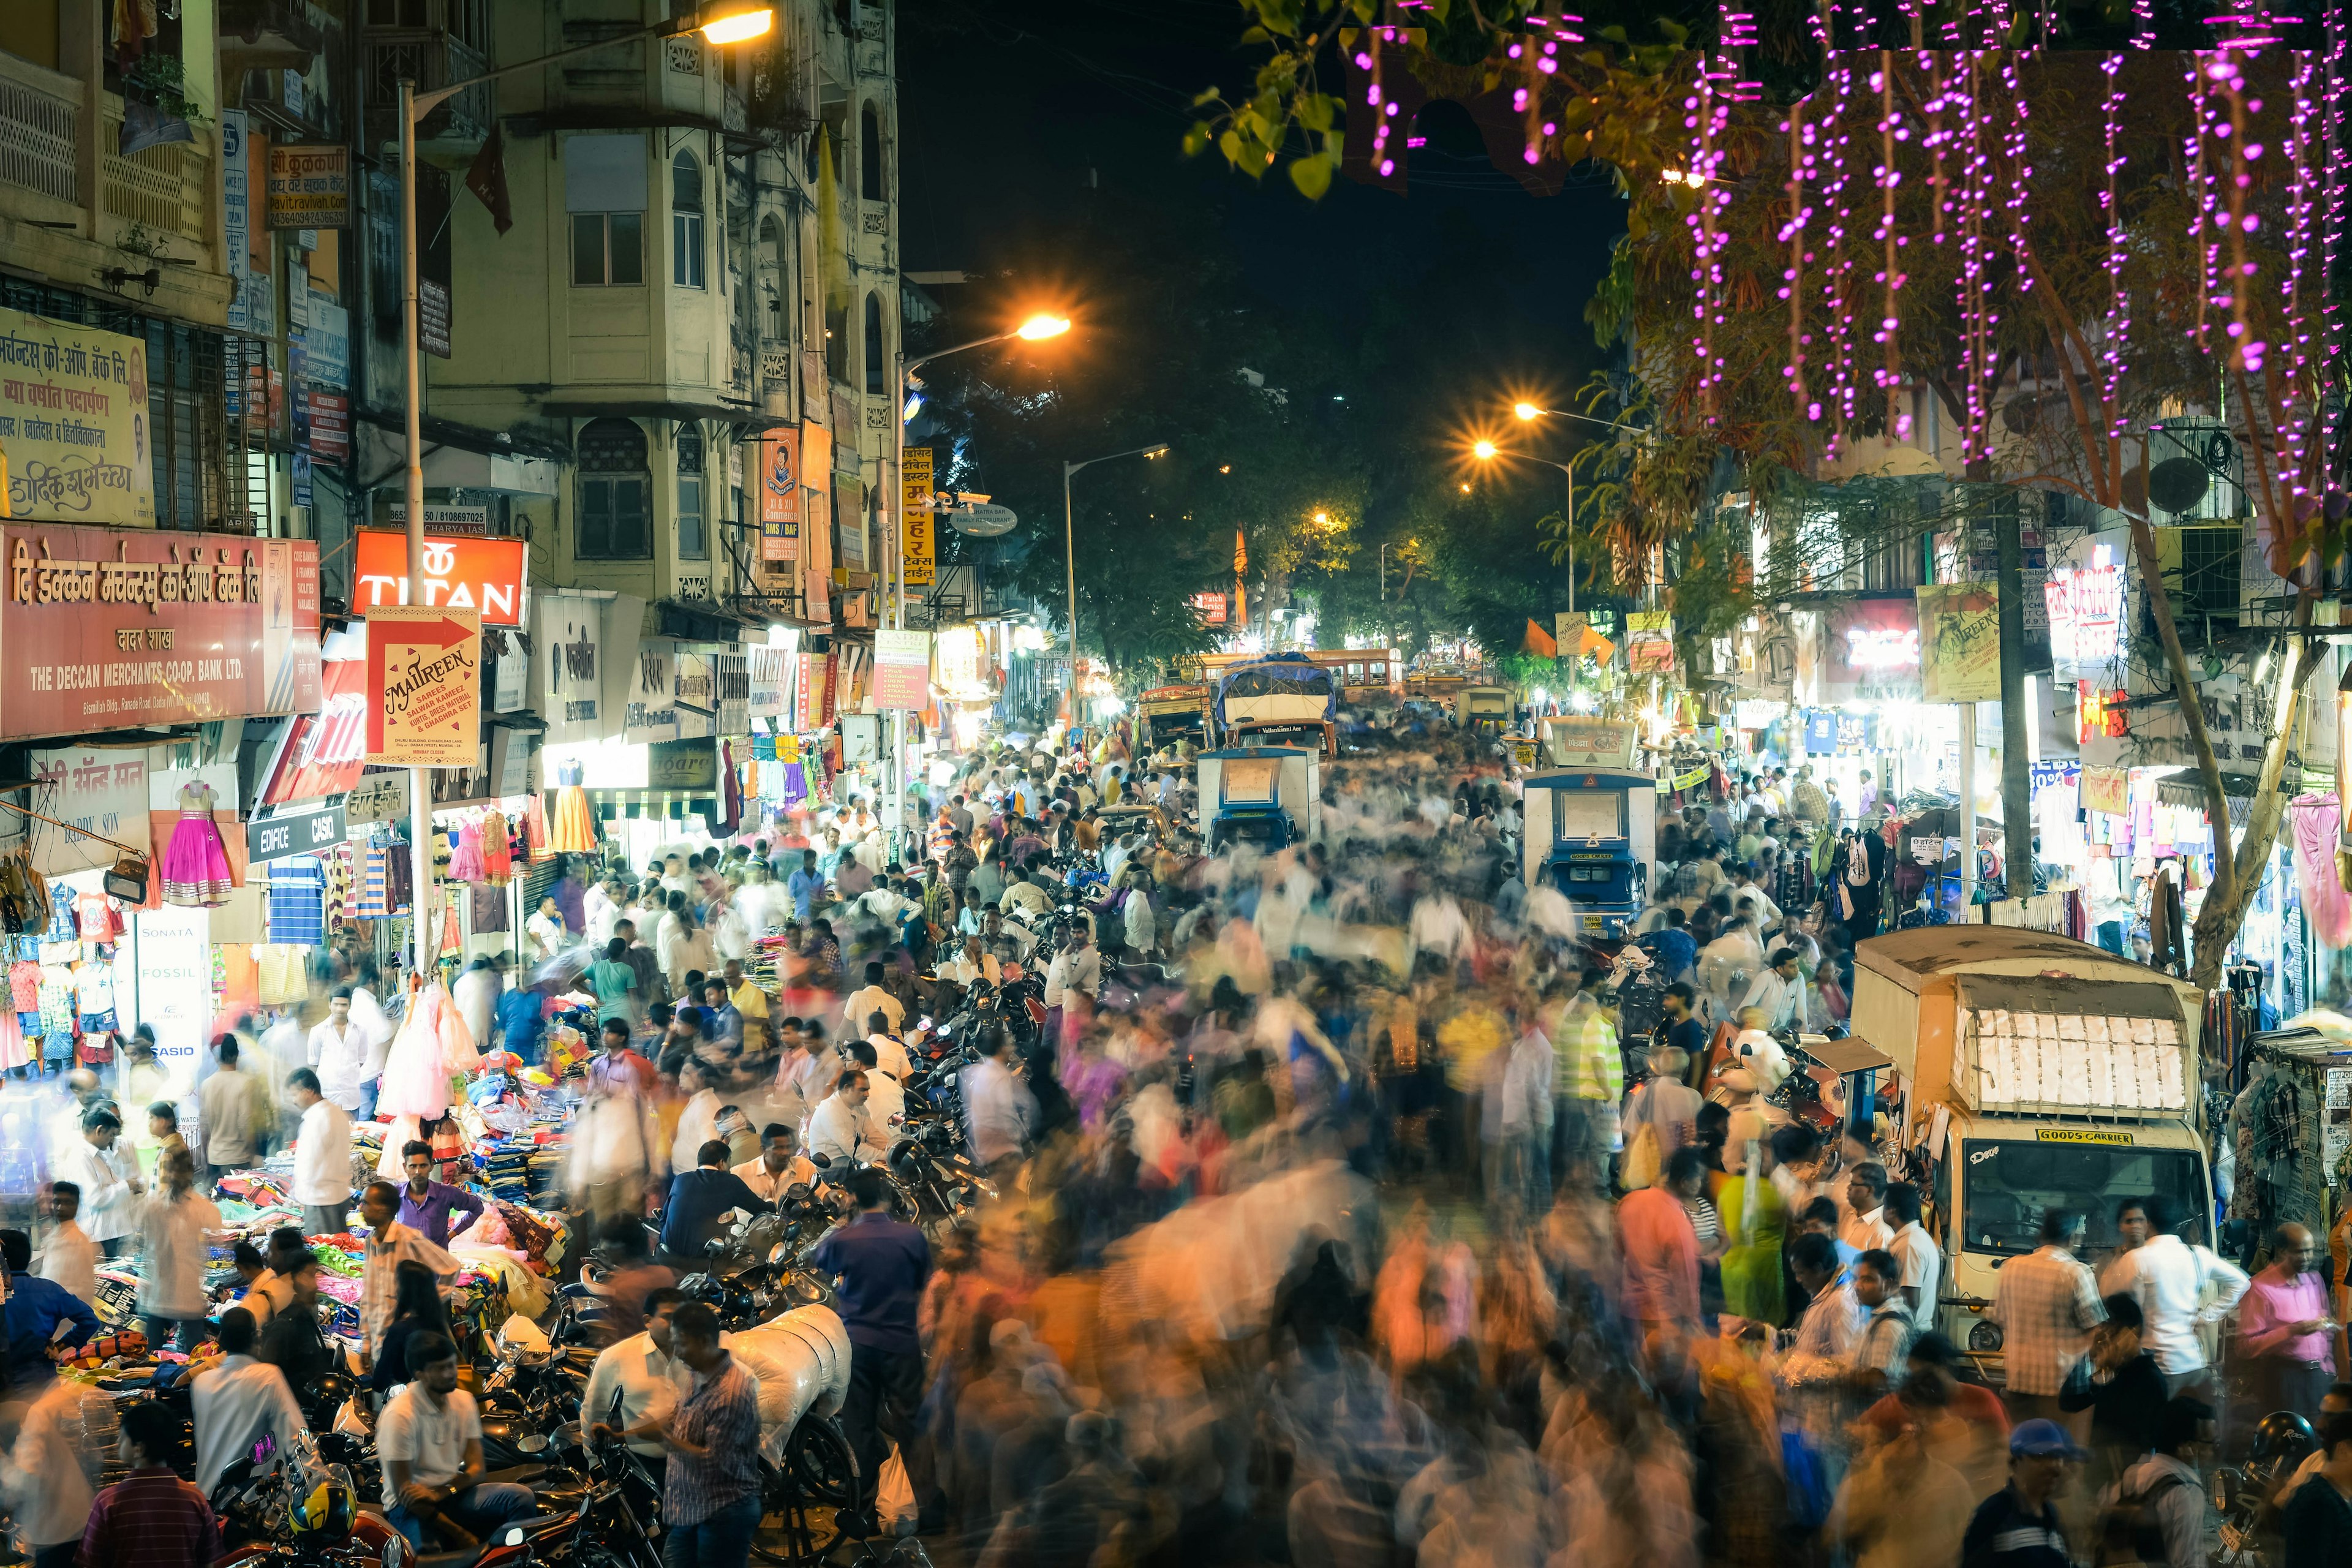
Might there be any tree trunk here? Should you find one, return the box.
[2185,589,2316,991]
[2124,513,2239,915]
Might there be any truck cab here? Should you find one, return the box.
[1849,928,2209,1376]
[1520,768,1656,941]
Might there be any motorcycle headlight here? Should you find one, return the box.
[1967,1321,2003,1352]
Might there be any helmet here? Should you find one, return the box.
[292,1479,355,1539]
[2249,1411,2320,1470]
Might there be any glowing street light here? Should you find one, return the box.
[1472,440,1499,460]
[697,6,775,44]
[1512,402,1541,422]
[1470,440,1581,613]
[1016,313,1072,341]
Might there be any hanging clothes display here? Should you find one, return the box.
[449,821,488,883]
[480,809,514,885]
[162,780,236,907]
[548,761,595,854]
[469,884,510,935]
[2288,794,2352,948]
[717,741,743,834]
[523,794,553,862]
[377,981,479,1120]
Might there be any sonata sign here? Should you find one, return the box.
[352,529,527,626]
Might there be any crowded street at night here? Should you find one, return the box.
[0,3,2348,1568]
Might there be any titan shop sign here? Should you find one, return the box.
[352,530,527,627]
[0,526,322,742]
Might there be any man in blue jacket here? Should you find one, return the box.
[1,1228,97,1387]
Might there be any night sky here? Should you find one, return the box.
[897,0,1628,406]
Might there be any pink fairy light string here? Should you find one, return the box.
[2098,53,2130,439]
[1819,56,1860,439]
[2278,49,2316,500]
[2324,3,2348,486]
[1781,99,1814,418]
[1871,53,1908,438]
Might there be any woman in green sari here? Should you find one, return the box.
[1715,1091,1787,1327]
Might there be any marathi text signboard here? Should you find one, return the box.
[874,630,931,711]
[26,747,146,875]
[1917,582,2002,704]
[2,527,320,742]
[0,307,156,527]
[352,530,527,625]
[902,447,935,588]
[2081,765,2128,816]
[366,605,482,766]
[266,144,350,227]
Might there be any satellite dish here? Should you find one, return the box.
[951,503,1018,537]
[2147,457,2211,516]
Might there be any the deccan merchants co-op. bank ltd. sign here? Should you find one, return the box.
[0,525,322,742]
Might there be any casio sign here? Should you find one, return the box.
[247,806,345,865]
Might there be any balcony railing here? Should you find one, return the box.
[0,53,82,208]
[0,55,217,251]
[103,101,214,246]
[364,30,492,149]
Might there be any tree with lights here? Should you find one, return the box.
[1198,4,2346,989]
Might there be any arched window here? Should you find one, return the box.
[863,292,886,395]
[671,149,706,289]
[859,102,884,202]
[676,425,708,561]
[576,418,652,559]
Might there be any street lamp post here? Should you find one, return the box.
[392,4,773,984]
[1473,442,1577,613]
[1061,443,1169,726]
[884,313,1069,858]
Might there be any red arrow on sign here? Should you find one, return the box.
[382,617,473,650]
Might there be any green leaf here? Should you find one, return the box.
[1182,123,1213,158]
[1239,26,1270,45]
[1297,92,1336,132]
[1218,129,1245,167]
[1289,151,1334,200]
[1193,86,1223,107]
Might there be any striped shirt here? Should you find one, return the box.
[664,1351,763,1527]
[78,1468,219,1568]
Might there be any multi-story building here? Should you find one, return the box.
[391,0,901,654]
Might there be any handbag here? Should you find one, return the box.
[1622,1117,1664,1191]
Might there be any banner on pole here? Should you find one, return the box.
[873,629,930,711]
[366,605,482,766]
[901,447,935,587]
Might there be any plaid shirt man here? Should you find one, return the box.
[1990,1243,2107,1396]
[1852,1300,1914,1385]
[360,1221,460,1362]
[78,1466,219,1568]
[1553,995,1624,1102]
[663,1350,763,1527]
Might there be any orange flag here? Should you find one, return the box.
[1523,618,1558,658]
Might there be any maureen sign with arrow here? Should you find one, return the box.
[366,604,483,767]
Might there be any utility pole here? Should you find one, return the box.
[1994,491,2035,905]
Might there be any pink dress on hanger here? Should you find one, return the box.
[162,780,235,907]
[449,823,487,884]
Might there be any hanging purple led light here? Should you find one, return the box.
[1781,99,1815,418]
[2099,53,2131,439]
[1871,53,1909,439]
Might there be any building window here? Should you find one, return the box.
[863,292,886,395]
[576,418,652,559]
[570,212,645,286]
[677,426,708,560]
[672,151,706,290]
[860,103,884,202]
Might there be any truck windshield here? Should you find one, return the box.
[1958,1139,2207,1257]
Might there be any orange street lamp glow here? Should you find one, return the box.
[699,7,775,44]
[1512,402,1541,422]
[1472,440,1499,460]
[1016,314,1072,341]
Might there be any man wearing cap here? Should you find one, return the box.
[1961,1419,2081,1568]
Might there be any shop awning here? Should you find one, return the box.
[260,660,369,805]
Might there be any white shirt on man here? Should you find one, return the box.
[306,1018,371,1112]
[376,1382,483,1509]
[192,1353,311,1493]
[292,1098,354,1208]
[804,1090,870,1167]
[2105,1232,2250,1373]
[34,1219,97,1305]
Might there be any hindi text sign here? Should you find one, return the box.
[366,605,482,766]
